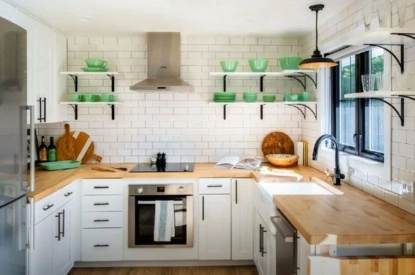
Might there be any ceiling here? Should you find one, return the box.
[5,0,354,36]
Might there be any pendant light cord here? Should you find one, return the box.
[315,9,319,53]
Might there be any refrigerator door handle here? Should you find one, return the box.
[26,105,35,192]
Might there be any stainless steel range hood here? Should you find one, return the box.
[130,32,193,92]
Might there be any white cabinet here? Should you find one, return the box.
[298,233,311,275]
[198,178,231,260]
[28,20,67,123]
[231,178,254,260]
[254,210,276,275]
[30,181,78,275]
[81,179,125,261]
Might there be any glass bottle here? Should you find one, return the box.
[38,136,48,162]
[47,137,56,162]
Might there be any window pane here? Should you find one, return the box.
[364,49,384,153]
[338,57,356,147]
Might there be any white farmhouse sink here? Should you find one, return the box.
[258,181,335,197]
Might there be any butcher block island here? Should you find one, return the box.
[26,163,415,275]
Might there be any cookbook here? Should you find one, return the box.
[215,156,262,170]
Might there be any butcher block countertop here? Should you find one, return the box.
[28,163,415,246]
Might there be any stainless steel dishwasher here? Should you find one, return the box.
[271,211,298,275]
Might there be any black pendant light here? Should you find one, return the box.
[298,4,337,69]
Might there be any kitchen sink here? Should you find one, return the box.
[258,181,341,197]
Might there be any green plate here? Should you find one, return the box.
[39,160,81,171]
[82,67,109,72]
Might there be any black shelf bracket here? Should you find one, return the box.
[286,72,317,90]
[364,43,404,73]
[109,104,115,120]
[391,33,415,41]
[370,97,404,126]
[260,104,264,120]
[107,74,115,92]
[287,104,317,120]
[287,76,306,90]
[298,72,317,89]
[69,104,78,120]
[69,75,78,92]
[223,104,227,120]
[223,75,227,92]
[260,75,266,92]
[324,45,352,57]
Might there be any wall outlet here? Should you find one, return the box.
[402,180,415,202]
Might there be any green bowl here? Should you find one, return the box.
[298,91,310,101]
[279,57,302,70]
[71,94,84,102]
[248,59,268,72]
[263,95,276,102]
[220,60,238,72]
[101,93,116,102]
[243,92,257,102]
[284,93,299,102]
[83,93,101,102]
[85,58,107,68]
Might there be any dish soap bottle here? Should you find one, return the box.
[47,137,56,162]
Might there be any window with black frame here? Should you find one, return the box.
[331,48,384,162]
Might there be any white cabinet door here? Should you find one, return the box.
[198,194,231,260]
[298,233,311,275]
[254,211,267,275]
[31,212,54,275]
[231,178,253,260]
[266,229,276,275]
[53,201,73,275]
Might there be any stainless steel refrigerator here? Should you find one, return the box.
[0,16,33,275]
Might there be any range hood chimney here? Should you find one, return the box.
[130,32,193,92]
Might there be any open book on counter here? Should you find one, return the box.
[215,156,262,170]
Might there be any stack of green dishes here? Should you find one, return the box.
[213,92,236,102]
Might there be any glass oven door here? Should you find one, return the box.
[128,195,193,247]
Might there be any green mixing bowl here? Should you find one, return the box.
[220,60,238,72]
[248,59,268,72]
[243,92,257,102]
[263,95,276,102]
[279,57,302,70]
[85,58,107,68]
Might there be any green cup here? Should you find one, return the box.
[71,94,84,102]
[101,93,116,102]
[83,94,100,102]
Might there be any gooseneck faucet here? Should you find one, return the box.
[312,134,345,185]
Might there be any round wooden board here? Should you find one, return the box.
[261,132,294,156]
[71,131,102,164]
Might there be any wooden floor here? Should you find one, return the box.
[68,266,258,275]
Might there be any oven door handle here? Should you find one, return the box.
[137,200,184,205]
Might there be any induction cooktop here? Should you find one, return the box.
[129,162,194,173]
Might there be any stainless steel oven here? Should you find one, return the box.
[128,184,193,247]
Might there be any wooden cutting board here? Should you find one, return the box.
[261,131,294,156]
[71,131,102,164]
[56,124,76,161]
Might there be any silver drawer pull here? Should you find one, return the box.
[64,191,73,197]
[42,204,54,211]
[93,244,109,247]
[93,186,109,189]
[207,184,223,188]
[93,202,109,206]
[137,200,183,205]
[93,219,110,222]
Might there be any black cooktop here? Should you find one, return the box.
[130,162,194,173]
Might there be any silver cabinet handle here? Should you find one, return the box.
[27,106,35,192]
[94,186,109,189]
[93,202,109,206]
[64,191,73,197]
[55,212,61,241]
[93,219,109,222]
[235,180,238,204]
[42,204,54,211]
[207,184,223,188]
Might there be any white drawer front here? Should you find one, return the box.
[82,228,123,261]
[82,179,124,195]
[82,195,123,212]
[82,212,123,228]
[199,178,231,194]
[34,195,60,224]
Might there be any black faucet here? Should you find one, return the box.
[312,134,345,185]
